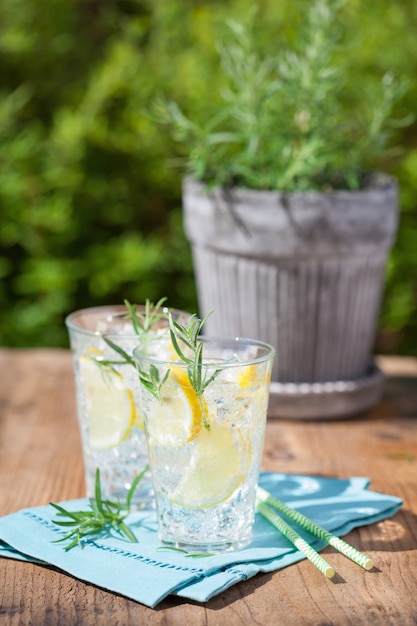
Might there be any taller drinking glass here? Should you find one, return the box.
[65,303,190,507]
[133,336,275,552]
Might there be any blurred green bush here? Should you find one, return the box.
[0,0,416,354]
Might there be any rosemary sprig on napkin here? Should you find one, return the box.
[50,465,149,550]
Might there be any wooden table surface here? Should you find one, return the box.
[0,349,416,626]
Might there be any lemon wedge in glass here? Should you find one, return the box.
[169,422,251,508]
[236,364,258,389]
[79,357,138,450]
[146,367,206,446]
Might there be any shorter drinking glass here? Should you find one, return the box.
[65,303,189,507]
[133,336,275,552]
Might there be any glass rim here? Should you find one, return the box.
[133,335,276,368]
[65,304,188,338]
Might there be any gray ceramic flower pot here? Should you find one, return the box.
[182,175,399,418]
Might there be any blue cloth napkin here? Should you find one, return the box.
[0,472,402,607]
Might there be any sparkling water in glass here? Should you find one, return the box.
[65,304,190,508]
[133,336,275,551]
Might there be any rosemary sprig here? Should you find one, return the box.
[134,311,220,428]
[50,465,149,550]
[168,312,221,430]
[168,312,221,393]
[123,297,168,336]
[92,297,169,372]
[137,362,170,401]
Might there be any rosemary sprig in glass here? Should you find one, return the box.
[50,465,149,551]
[135,311,220,430]
[136,361,170,402]
[92,297,168,372]
[167,312,221,430]
[123,297,167,337]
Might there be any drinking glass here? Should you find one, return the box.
[65,304,190,507]
[133,336,275,552]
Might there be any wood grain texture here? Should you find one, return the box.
[1,348,417,626]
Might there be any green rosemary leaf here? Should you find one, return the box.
[168,319,192,363]
[137,365,170,401]
[157,546,188,554]
[185,553,216,558]
[62,535,82,551]
[117,521,138,544]
[156,546,215,558]
[49,502,80,521]
[101,336,135,367]
[203,369,222,389]
[94,468,104,514]
[94,359,126,368]
[88,497,99,517]
[137,375,160,399]
[123,299,142,334]
[194,342,204,392]
[126,464,150,509]
[50,520,80,527]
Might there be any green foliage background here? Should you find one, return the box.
[0,0,416,354]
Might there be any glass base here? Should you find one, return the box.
[160,534,251,554]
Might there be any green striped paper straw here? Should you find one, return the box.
[257,486,374,571]
[256,499,336,579]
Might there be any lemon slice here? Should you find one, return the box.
[87,347,105,356]
[79,357,137,450]
[134,409,145,430]
[236,364,258,389]
[169,422,251,508]
[236,364,271,409]
[147,368,205,446]
[171,366,209,425]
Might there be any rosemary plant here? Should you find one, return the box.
[154,0,407,191]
